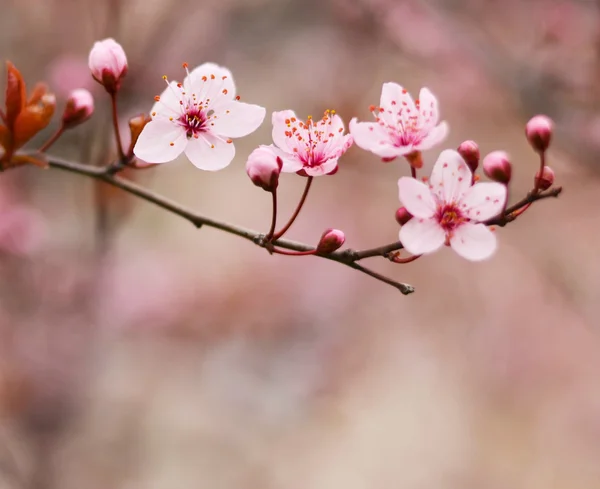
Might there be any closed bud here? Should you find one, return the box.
[457,140,480,173]
[395,206,412,225]
[246,145,282,192]
[316,229,345,254]
[534,165,555,191]
[482,151,512,184]
[62,89,94,128]
[525,115,553,153]
[128,113,152,157]
[88,38,128,94]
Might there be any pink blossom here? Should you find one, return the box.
[134,63,266,171]
[270,110,353,176]
[62,89,94,128]
[246,145,282,192]
[88,38,128,93]
[349,83,448,159]
[397,149,507,261]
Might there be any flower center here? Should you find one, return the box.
[436,203,467,232]
[370,96,431,148]
[179,106,207,138]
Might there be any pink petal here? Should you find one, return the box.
[133,120,187,163]
[272,109,300,153]
[380,82,416,114]
[398,177,437,219]
[417,87,440,129]
[184,62,236,107]
[271,146,303,173]
[415,121,448,151]
[429,149,472,203]
[460,182,507,221]
[304,157,338,177]
[183,134,235,171]
[349,118,401,158]
[211,101,265,138]
[151,81,183,119]
[399,217,445,255]
[449,222,497,261]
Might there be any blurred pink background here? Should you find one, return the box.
[1,0,600,488]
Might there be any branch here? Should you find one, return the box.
[486,186,563,226]
[35,153,416,295]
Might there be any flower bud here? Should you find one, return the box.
[525,115,553,153]
[62,89,94,128]
[127,113,152,157]
[316,229,345,254]
[482,151,512,184]
[534,165,555,191]
[246,145,282,192]
[88,38,128,93]
[395,207,412,225]
[457,140,480,173]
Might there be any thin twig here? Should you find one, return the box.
[110,93,125,162]
[33,153,414,294]
[272,176,313,240]
[486,186,563,226]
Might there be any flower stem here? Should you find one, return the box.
[266,190,278,240]
[110,92,125,162]
[271,176,313,240]
[39,125,65,152]
[410,166,417,178]
[271,247,317,256]
[533,150,546,194]
[389,253,421,264]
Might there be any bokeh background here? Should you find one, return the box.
[0,0,600,488]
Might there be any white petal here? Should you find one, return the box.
[272,109,300,153]
[415,121,449,151]
[399,218,445,255]
[184,62,236,108]
[380,82,416,114]
[449,223,497,261]
[429,149,472,203]
[183,134,235,171]
[271,146,303,173]
[210,101,265,138]
[151,81,184,119]
[417,87,440,129]
[133,120,187,163]
[398,177,437,219]
[349,118,404,158]
[460,182,507,222]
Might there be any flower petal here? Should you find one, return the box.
[399,217,445,255]
[184,62,236,107]
[417,87,440,128]
[271,146,303,173]
[415,121,448,151]
[304,157,339,177]
[398,177,437,219]
[184,134,235,171]
[272,109,301,154]
[151,81,184,119]
[429,149,472,203]
[460,182,507,222]
[349,118,403,158]
[449,222,497,261]
[133,120,187,163]
[211,101,265,138]
[380,82,416,114]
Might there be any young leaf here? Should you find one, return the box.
[5,61,26,130]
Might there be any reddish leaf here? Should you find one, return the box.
[13,94,55,149]
[0,124,12,152]
[3,153,48,170]
[5,61,26,130]
[27,82,48,105]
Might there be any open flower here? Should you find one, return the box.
[270,109,353,176]
[349,83,448,159]
[397,149,507,261]
[133,62,266,171]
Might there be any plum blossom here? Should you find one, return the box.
[133,63,266,171]
[269,109,353,176]
[349,83,448,159]
[397,149,507,261]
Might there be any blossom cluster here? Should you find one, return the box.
[0,38,560,291]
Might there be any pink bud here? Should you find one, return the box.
[457,140,480,173]
[88,38,128,93]
[482,151,512,184]
[525,115,553,153]
[395,207,412,225]
[62,89,94,128]
[534,165,555,191]
[246,145,282,192]
[316,229,345,254]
